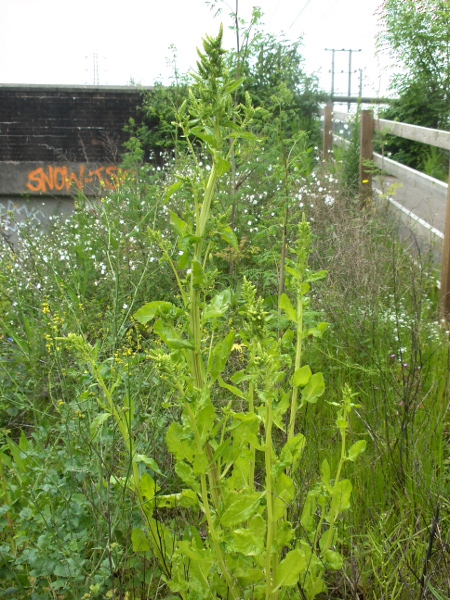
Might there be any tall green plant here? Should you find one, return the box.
[60,28,365,599]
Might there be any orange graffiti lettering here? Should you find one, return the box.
[26,164,124,194]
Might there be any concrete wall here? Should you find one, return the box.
[0,85,149,242]
[0,84,147,162]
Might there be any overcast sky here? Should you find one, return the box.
[0,0,390,96]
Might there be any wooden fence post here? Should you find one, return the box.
[323,102,333,161]
[440,168,450,315]
[359,109,374,198]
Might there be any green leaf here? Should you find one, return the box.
[218,376,246,399]
[90,412,111,439]
[285,265,301,281]
[165,180,182,201]
[133,454,162,474]
[329,479,352,517]
[165,337,195,350]
[170,210,188,236]
[306,269,327,283]
[216,156,231,177]
[192,258,206,289]
[203,289,232,321]
[191,453,207,480]
[306,322,329,338]
[132,528,151,553]
[347,440,367,461]
[167,423,195,462]
[155,489,199,509]
[175,461,200,493]
[274,473,295,519]
[220,492,264,527]
[196,402,216,443]
[226,528,264,556]
[220,225,239,250]
[279,433,306,472]
[301,372,325,404]
[293,365,312,387]
[274,549,307,590]
[133,301,174,324]
[323,549,343,570]
[139,472,158,500]
[279,293,297,322]
[209,331,235,382]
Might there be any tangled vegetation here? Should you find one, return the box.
[0,23,449,600]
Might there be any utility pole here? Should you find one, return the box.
[325,48,362,109]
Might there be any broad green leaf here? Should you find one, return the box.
[196,402,216,443]
[139,472,158,500]
[227,528,264,556]
[323,549,343,570]
[192,258,206,289]
[220,225,239,250]
[306,269,327,283]
[274,549,307,590]
[193,452,209,476]
[209,331,235,382]
[133,301,174,324]
[175,461,200,493]
[306,322,329,338]
[279,293,297,322]
[177,540,213,563]
[218,376,246,399]
[285,265,301,281]
[203,289,232,322]
[216,156,231,177]
[155,489,199,509]
[131,528,150,553]
[279,433,306,472]
[190,127,217,148]
[328,479,352,518]
[154,317,187,348]
[167,423,195,462]
[165,180,182,201]
[301,372,325,404]
[249,513,266,539]
[293,365,312,387]
[133,454,162,474]
[346,440,367,461]
[165,337,195,350]
[169,210,188,236]
[90,412,111,439]
[273,521,295,550]
[220,492,264,527]
[301,489,320,534]
[274,473,295,519]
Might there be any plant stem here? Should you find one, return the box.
[265,388,278,600]
[288,282,304,443]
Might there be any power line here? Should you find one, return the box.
[287,0,314,31]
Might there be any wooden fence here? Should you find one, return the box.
[322,104,450,314]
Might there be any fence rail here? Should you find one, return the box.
[322,104,450,314]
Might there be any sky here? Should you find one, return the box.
[0,0,391,96]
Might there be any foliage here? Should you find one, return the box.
[377,0,450,173]
[0,19,449,600]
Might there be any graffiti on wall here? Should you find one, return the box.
[26,164,125,194]
[0,199,45,233]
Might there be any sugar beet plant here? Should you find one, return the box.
[64,28,366,599]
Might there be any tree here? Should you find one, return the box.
[377,0,450,174]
